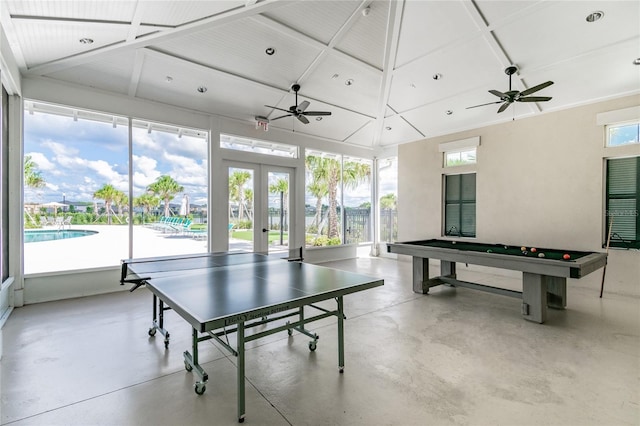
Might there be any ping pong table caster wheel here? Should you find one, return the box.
[287,328,293,336]
[194,382,206,395]
[148,328,156,337]
[164,339,170,349]
[308,341,317,351]
[184,361,193,372]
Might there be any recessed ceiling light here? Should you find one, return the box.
[586,11,604,22]
[197,86,207,93]
[446,110,453,115]
[409,83,417,89]
[331,73,340,79]
[432,73,442,80]
[634,58,640,65]
[385,126,392,131]
[345,79,354,86]
[165,76,173,83]
[362,6,371,16]
[265,47,276,56]
[316,117,323,121]
[79,38,94,44]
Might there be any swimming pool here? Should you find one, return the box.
[24,229,99,243]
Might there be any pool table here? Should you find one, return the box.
[387,239,607,323]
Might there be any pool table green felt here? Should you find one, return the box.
[417,239,590,261]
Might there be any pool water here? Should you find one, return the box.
[25,229,98,243]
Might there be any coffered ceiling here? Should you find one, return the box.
[2,0,638,148]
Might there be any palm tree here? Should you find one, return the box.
[113,190,128,216]
[134,193,160,223]
[228,170,252,222]
[380,193,397,209]
[147,175,184,218]
[24,155,45,188]
[93,184,118,225]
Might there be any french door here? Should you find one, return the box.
[227,162,293,256]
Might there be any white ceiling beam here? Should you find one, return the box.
[371,0,404,147]
[127,49,145,97]
[24,0,288,76]
[126,1,145,42]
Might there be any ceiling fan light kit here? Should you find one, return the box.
[466,65,554,114]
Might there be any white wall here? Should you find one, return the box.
[398,95,640,296]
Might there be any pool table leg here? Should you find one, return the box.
[413,257,429,293]
[546,276,567,309]
[522,272,548,323]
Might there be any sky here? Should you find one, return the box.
[24,111,208,207]
[23,109,397,211]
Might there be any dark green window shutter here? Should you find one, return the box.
[445,173,476,237]
[606,157,640,249]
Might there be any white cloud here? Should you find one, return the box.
[26,151,56,171]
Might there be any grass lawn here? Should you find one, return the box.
[232,229,288,243]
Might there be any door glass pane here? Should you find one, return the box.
[131,120,208,258]
[267,171,290,254]
[229,167,254,252]
[23,103,129,274]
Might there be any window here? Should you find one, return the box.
[305,151,372,247]
[131,119,208,259]
[444,148,476,167]
[607,122,640,147]
[444,173,476,237]
[22,102,209,274]
[378,157,398,243]
[23,102,129,274]
[605,157,640,249]
[439,136,480,167]
[305,150,343,247]
[342,156,372,244]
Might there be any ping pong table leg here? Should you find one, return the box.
[337,296,344,373]
[237,321,246,423]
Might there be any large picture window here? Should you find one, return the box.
[378,157,398,243]
[605,157,640,249]
[1,85,8,282]
[22,102,209,274]
[304,151,372,247]
[444,173,476,237]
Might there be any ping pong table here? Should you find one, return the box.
[120,252,383,423]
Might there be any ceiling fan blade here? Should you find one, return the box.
[518,96,552,103]
[296,100,310,113]
[297,115,309,124]
[271,114,292,121]
[265,105,291,113]
[489,90,507,98]
[466,101,503,109]
[520,81,554,97]
[303,111,332,116]
[497,102,512,113]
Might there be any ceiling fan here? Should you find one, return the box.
[467,66,554,113]
[266,84,331,124]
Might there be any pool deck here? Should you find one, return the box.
[24,224,252,275]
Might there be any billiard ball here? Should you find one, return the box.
[531,247,537,253]
[504,245,508,249]
[520,246,527,252]
[487,249,492,253]
[538,253,545,258]
[563,254,570,260]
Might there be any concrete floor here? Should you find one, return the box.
[2,257,638,425]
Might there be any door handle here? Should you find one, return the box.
[262,228,270,232]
